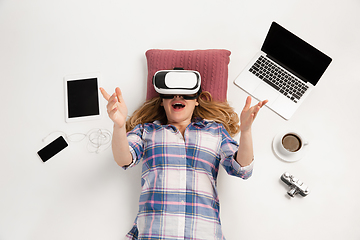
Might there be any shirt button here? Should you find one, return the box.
[181,200,185,204]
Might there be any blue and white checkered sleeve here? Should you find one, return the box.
[219,126,254,179]
[122,124,144,170]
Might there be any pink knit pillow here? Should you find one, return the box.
[145,49,231,102]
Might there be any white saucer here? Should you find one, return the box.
[272,131,308,162]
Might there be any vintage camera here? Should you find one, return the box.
[281,172,310,198]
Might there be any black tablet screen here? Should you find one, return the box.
[67,78,100,118]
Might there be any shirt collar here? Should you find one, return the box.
[193,118,214,128]
[153,118,213,129]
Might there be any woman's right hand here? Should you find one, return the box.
[100,87,128,129]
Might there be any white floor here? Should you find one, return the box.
[1,0,359,239]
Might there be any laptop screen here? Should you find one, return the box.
[261,22,332,86]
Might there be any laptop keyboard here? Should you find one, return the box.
[249,56,309,103]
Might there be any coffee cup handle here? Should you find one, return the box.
[303,140,309,146]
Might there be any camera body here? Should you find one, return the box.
[281,172,310,197]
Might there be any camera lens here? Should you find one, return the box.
[288,186,298,197]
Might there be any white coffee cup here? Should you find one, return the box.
[276,131,309,156]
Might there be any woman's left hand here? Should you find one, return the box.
[240,96,268,132]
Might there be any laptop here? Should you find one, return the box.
[234,22,332,120]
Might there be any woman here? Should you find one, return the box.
[100,86,267,239]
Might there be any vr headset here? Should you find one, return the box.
[153,69,201,99]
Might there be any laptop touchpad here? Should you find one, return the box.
[252,83,279,105]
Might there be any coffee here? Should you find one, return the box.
[282,134,302,152]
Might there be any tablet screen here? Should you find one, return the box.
[65,73,101,122]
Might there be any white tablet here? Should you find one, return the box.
[64,72,102,123]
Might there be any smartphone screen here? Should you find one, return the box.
[37,136,68,162]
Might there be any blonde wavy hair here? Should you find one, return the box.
[126,91,240,137]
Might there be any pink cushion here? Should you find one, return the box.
[145,49,231,102]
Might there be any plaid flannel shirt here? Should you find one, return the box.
[124,119,253,240]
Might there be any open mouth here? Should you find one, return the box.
[172,103,185,110]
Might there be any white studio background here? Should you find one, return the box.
[1,0,359,239]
